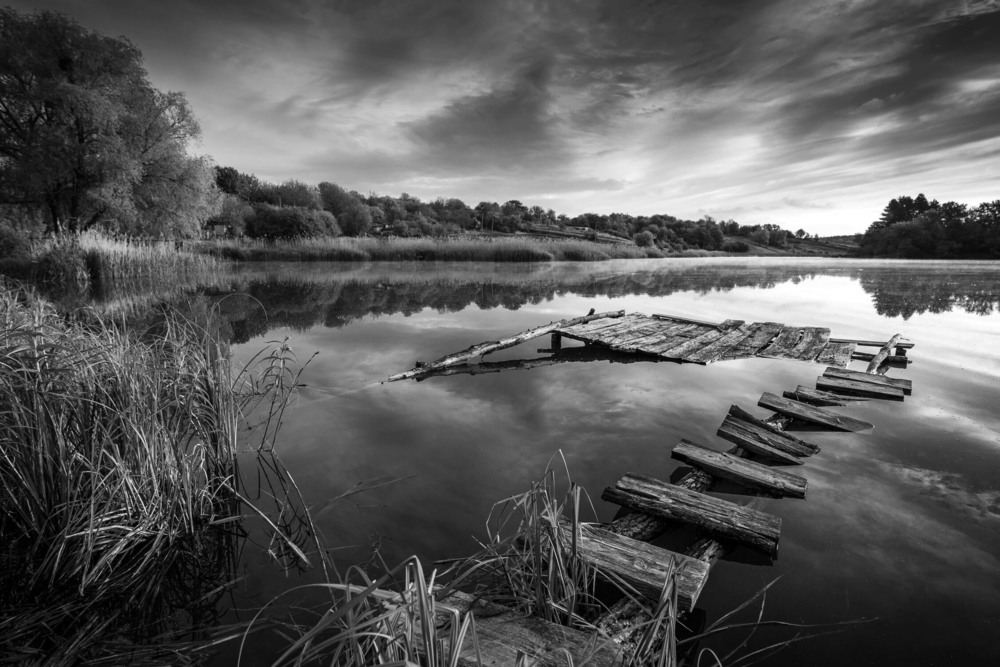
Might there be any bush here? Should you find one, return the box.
[0,225,32,259]
[633,230,655,247]
[722,240,750,253]
[246,205,341,240]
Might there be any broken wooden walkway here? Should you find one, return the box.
[387,310,913,382]
[388,312,915,662]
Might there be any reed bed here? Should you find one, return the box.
[197,235,661,262]
[0,282,242,664]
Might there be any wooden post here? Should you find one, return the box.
[551,332,562,351]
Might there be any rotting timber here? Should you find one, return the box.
[387,310,915,661]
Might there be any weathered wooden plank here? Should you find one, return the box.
[657,328,729,360]
[441,590,622,667]
[783,385,863,407]
[671,440,807,498]
[816,341,856,367]
[651,312,722,328]
[759,392,874,432]
[830,337,914,349]
[556,521,710,611]
[791,327,831,361]
[721,405,820,456]
[823,367,912,394]
[560,314,643,340]
[816,376,905,401]
[866,333,905,373]
[757,326,802,358]
[715,416,807,462]
[603,473,781,556]
[851,351,910,366]
[605,322,669,348]
[683,324,753,364]
[388,310,625,381]
[640,323,709,354]
[721,322,783,360]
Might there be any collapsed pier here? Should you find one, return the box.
[386,310,913,664]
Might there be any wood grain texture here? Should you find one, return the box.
[816,376,905,401]
[683,324,752,364]
[556,521,710,611]
[657,328,729,360]
[783,385,860,406]
[671,440,807,498]
[440,590,623,667]
[816,341,856,367]
[603,473,781,556]
[721,322,783,360]
[720,405,820,456]
[759,392,874,432]
[866,333,905,373]
[822,367,912,394]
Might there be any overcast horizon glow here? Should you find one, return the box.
[10,0,1000,234]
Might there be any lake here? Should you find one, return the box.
[206,258,1000,665]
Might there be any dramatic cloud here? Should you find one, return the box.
[10,0,1000,232]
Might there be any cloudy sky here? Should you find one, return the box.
[11,0,1000,233]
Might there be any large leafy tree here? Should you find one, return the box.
[0,8,218,235]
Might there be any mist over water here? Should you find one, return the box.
[209,258,1000,666]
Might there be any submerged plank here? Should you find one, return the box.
[441,590,622,667]
[602,473,781,556]
[759,392,874,432]
[816,341,856,367]
[556,521,710,611]
[783,385,863,407]
[721,405,820,456]
[721,322,783,360]
[388,310,625,381]
[671,440,807,498]
[822,367,912,394]
[817,376,905,401]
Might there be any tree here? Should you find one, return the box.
[795,229,806,239]
[0,8,217,235]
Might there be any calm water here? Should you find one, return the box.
[209,258,1000,665]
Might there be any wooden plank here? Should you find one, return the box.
[830,337,914,349]
[556,521,710,611]
[682,324,753,364]
[561,314,643,340]
[671,440,807,498]
[721,322,783,360]
[822,367,912,394]
[791,327,831,361]
[816,376,905,401]
[651,313,722,328]
[641,323,709,354]
[759,326,829,360]
[441,590,622,667]
[603,473,781,556]
[388,310,625,381]
[657,328,729,360]
[783,385,863,407]
[758,392,874,432]
[851,351,910,366]
[816,341,856,367]
[717,410,819,459]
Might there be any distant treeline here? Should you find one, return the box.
[857,194,1000,258]
[209,165,808,253]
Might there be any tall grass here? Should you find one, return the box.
[0,282,242,664]
[0,232,220,294]
[196,235,659,262]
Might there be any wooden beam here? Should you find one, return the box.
[440,590,623,667]
[758,392,874,432]
[822,367,912,395]
[387,309,624,381]
[602,473,781,556]
[671,440,807,498]
[556,521,710,611]
[783,385,857,406]
[720,405,820,456]
[865,333,905,373]
[829,337,914,349]
[816,376,905,401]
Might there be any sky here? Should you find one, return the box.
[9,0,1000,234]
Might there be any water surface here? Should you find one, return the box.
[214,258,1000,665]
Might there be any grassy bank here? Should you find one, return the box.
[197,235,665,262]
[0,232,220,295]
[0,282,241,663]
